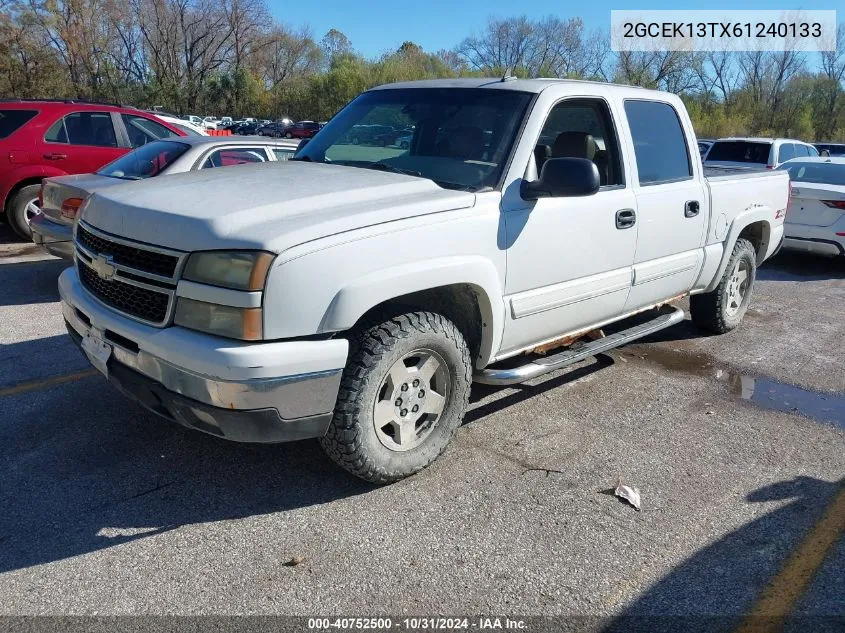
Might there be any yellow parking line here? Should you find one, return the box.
[0,368,99,398]
[735,479,845,633]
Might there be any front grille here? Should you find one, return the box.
[78,259,170,324]
[77,224,179,278]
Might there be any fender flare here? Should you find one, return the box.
[320,256,505,368]
[704,206,774,293]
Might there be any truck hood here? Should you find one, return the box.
[80,161,476,253]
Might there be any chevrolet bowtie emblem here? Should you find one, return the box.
[90,254,116,280]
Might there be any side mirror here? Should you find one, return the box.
[521,157,600,200]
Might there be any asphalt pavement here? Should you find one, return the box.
[0,225,842,631]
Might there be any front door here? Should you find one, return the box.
[500,97,638,355]
[618,99,707,312]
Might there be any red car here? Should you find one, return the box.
[0,100,186,239]
[284,120,321,139]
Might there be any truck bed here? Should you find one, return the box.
[704,165,777,181]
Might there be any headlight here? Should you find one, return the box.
[182,251,274,291]
[174,298,262,340]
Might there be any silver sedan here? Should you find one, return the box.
[30,136,300,259]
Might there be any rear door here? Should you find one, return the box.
[42,111,125,173]
[619,99,707,311]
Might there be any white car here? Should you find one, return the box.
[183,115,203,127]
[202,116,219,130]
[60,78,788,483]
[777,157,845,257]
[705,137,819,170]
[152,113,208,136]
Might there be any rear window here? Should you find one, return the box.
[706,141,771,164]
[779,161,845,186]
[97,140,189,180]
[0,109,38,139]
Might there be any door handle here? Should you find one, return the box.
[615,208,636,229]
[43,152,67,160]
[685,200,700,218]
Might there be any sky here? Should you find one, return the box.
[265,1,841,59]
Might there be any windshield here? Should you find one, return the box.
[98,140,190,180]
[706,141,771,164]
[295,88,534,191]
[779,161,845,186]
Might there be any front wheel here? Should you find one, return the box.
[690,238,757,333]
[320,311,472,484]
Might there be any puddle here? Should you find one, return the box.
[624,347,845,430]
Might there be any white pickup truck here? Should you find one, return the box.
[59,78,790,483]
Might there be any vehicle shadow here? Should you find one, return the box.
[0,365,374,574]
[758,251,844,282]
[465,354,614,424]
[604,477,845,633]
[0,259,71,307]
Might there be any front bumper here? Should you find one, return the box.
[30,214,74,259]
[60,267,349,443]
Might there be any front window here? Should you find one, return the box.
[97,140,189,180]
[295,88,533,191]
[779,161,845,186]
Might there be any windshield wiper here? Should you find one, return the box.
[361,162,423,178]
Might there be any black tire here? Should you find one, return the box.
[320,311,472,484]
[284,132,292,138]
[690,238,757,334]
[7,183,41,240]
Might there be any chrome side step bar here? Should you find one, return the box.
[474,306,686,386]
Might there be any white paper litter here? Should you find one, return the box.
[614,479,642,511]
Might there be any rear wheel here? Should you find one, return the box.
[690,238,757,333]
[8,184,41,240]
[320,311,472,484]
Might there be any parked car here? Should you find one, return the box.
[0,99,185,239]
[284,120,321,139]
[182,115,203,127]
[31,136,299,258]
[777,157,845,257]
[814,143,845,157]
[257,122,289,138]
[220,116,233,126]
[375,127,414,147]
[235,121,263,135]
[344,124,395,145]
[202,117,220,130]
[150,112,208,136]
[60,78,788,483]
[704,137,819,170]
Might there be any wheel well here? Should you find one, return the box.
[354,284,483,361]
[738,221,770,263]
[3,177,42,215]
